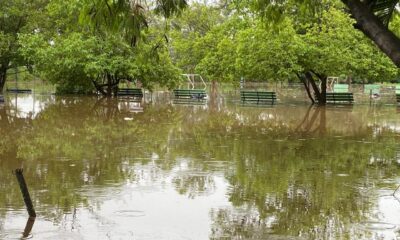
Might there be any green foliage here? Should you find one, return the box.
[235,19,303,81]
[20,33,95,93]
[0,0,49,90]
[170,3,225,74]
[18,0,181,94]
[196,32,237,82]
[20,31,181,93]
[171,3,398,83]
[80,0,188,44]
[3,0,399,93]
[299,7,399,81]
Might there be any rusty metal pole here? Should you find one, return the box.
[14,168,36,218]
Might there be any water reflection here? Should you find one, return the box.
[0,95,399,239]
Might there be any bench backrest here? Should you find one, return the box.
[326,92,353,96]
[119,88,142,92]
[396,84,400,94]
[240,91,276,102]
[240,91,276,95]
[326,92,354,102]
[117,88,143,96]
[333,84,349,93]
[364,84,380,94]
[173,89,206,94]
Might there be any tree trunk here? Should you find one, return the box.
[302,71,328,104]
[106,73,113,97]
[209,80,219,111]
[343,0,400,67]
[320,76,327,104]
[0,68,7,93]
[296,73,315,104]
[305,71,326,104]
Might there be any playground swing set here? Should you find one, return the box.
[172,74,208,103]
[6,68,33,94]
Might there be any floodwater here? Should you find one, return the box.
[0,93,400,240]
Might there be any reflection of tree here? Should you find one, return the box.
[205,128,399,238]
[0,97,182,220]
[165,105,400,239]
[295,106,327,135]
[1,97,400,238]
[173,174,216,198]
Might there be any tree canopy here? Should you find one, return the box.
[18,0,182,95]
[1,0,400,100]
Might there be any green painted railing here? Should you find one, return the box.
[333,84,349,93]
[364,84,380,94]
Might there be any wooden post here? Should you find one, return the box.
[394,184,400,196]
[22,217,36,238]
[14,168,36,218]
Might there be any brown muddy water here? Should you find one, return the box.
[0,93,400,240]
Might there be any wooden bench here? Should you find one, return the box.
[117,88,143,98]
[326,92,354,104]
[240,91,277,103]
[396,85,400,104]
[173,89,207,99]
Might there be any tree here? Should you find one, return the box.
[250,0,400,68]
[170,3,225,73]
[0,0,48,93]
[343,0,400,67]
[296,7,398,103]
[80,0,188,46]
[179,4,397,103]
[19,0,182,95]
[235,19,302,82]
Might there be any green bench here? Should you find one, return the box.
[6,88,32,94]
[326,92,354,104]
[117,88,143,98]
[173,89,207,99]
[396,85,400,104]
[364,84,380,95]
[240,91,277,103]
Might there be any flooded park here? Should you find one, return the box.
[0,88,399,240]
[3,0,400,238]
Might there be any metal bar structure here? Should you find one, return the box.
[181,74,207,90]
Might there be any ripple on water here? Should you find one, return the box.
[114,210,145,217]
[377,190,397,198]
[336,173,350,177]
[27,231,83,240]
[357,221,397,231]
[185,171,210,177]
[106,231,135,240]
[55,157,72,162]
[204,161,229,168]
[0,231,33,240]
[78,186,122,199]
